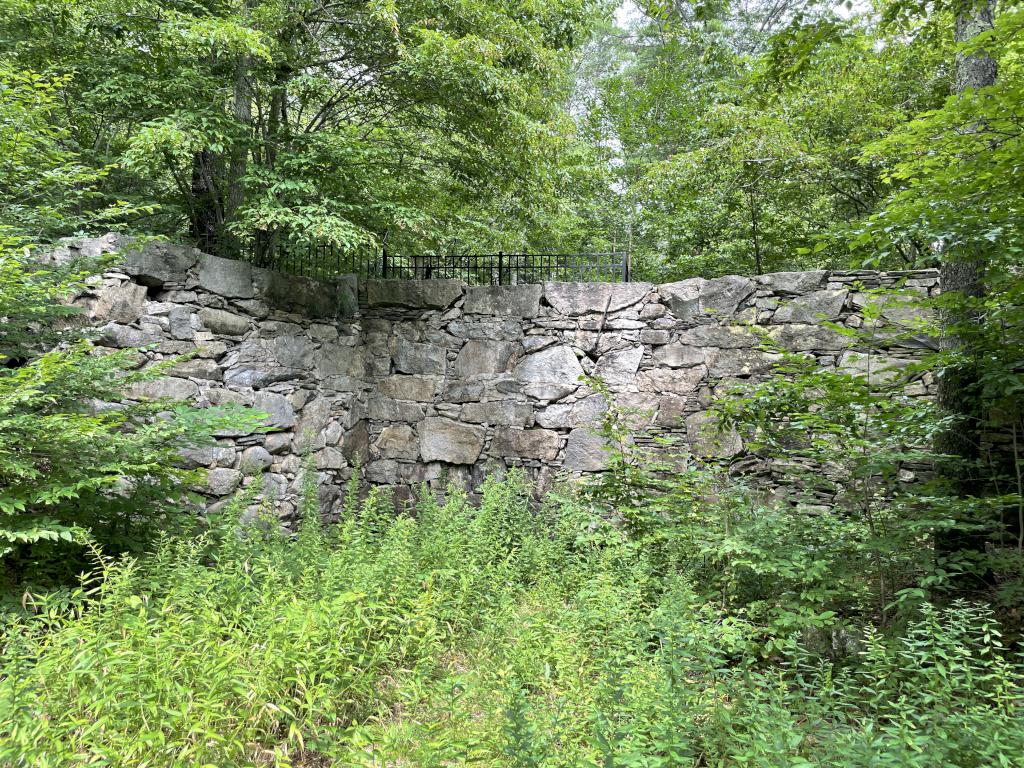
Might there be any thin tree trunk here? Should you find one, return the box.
[225,0,256,245]
[189,149,224,252]
[934,0,997,582]
[226,53,252,234]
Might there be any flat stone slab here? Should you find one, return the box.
[391,338,446,375]
[756,270,828,295]
[772,289,848,324]
[464,284,542,317]
[378,375,437,402]
[194,253,255,298]
[660,276,755,321]
[454,339,519,378]
[365,279,465,309]
[514,345,585,389]
[490,427,560,460]
[543,282,653,315]
[375,424,419,460]
[419,417,485,464]
[563,428,609,471]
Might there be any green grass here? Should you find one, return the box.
[1,472,1022,767]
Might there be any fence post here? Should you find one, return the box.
[623,252,631,283]
[497,252,504,285]
[382,245,388,279]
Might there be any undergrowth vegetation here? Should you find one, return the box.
[2,471,1022,767]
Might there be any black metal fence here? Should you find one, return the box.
[378,251,630,284]
[206,236,630,284]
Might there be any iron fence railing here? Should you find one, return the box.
[379,251,630,284]
[200,235,630,284]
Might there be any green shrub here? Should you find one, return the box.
[0,247,259,593]
[1,472,1020,767]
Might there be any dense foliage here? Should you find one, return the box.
[2,473,1022,767]
[0,0,1022,762]
[0,0,604,255]
[0,249,260,593]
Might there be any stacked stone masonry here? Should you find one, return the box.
[63,235,940,516]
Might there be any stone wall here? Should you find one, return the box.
[63,235,939,517]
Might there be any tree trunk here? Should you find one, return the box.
[226,52,252,233]
[189,149,224,253]
[954,1,998,93]
[225,0,256,244]
[934,0,997,583]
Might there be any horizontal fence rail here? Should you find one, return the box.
[200,235,630,285]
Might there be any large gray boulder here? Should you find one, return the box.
[660,276,754,321]
[130,377,200,402]
[169,358,222,381]
[270,334,315,369]
[253,391,296,430]
[448,319,523,341]
[98,322,162,348]
[594,345,643,388]
[766,324,852,352]
[419,418,485,464]
[543,282,652,316]
[204,467,243,496]
[637,366,706,395]
[222,344,291,387]
[223,336,313,383]
[43,232,125,266]
[837,351,913,385]
[91,280,147,324]
[676,325,759,349]
[252,268,355,318]
[178,443,236,469]
[514,345,585,400]
[316,344,366,379]
[704,348,781,377]
[367,396,426,422]
[701,276,755,317]
[240,446,274,471]
[391,338,446,375]
[294,397,329,450]
[121,241,201,287]
[461,400,534,427]
[375,424,419,460]
[535,394,606,429]
[659,278,703,320]
[342,421,371,464]
[772,290,848,324]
